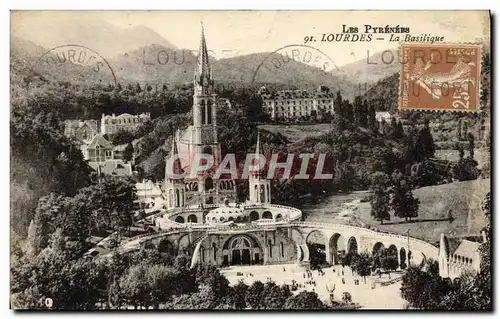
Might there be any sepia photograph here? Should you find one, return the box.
[9,10,491,311]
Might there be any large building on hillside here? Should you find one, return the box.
[101,112,151,135]
[259,86,335,121]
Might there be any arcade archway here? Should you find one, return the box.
[347,236,358,255]
[249,211,259,221]
[329,233,347,265]
[306,230,326,268]
[175,216,185,223]
[222,235,263,266]
[262,211,272,219]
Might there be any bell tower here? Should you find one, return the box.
[192,24,220,166]
[249,131,271,204]
[164,133,185,208]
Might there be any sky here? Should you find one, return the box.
[12,10,490,67]
[98,10,490,66]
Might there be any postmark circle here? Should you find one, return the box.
[252,44,340,85]
[31,44,117,86]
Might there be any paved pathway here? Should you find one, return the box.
[221,264,406,309]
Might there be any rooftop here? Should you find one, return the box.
[89,160,133,176]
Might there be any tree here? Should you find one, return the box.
[400,260,450,309]
[336,162,355,193]
[233,280,249,309]
[81,176,137,235]
[352,253,372,283]
[110,130,135,146]
[380,251,399,278]
[245,281,265,309]
[368,104,377,128]
[283,291,326,309]
[342,292,352,304]
[411,160,443,187]
[135,82,142,93]
[407,120,435,162]
[261,281,292,309]
[123,142,134,163]
[467,133,475,158]
[370,172,391,224]
[452,147,480,181]
[390,170,419,222]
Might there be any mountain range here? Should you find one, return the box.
[11,18,400,100]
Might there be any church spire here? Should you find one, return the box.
[255,129,262,156]
[251,130,264,177]
[166,130,184,180]
[195,22,211,85]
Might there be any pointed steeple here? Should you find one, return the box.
[195,22,211,85]
[255,129,262,156]
[166,130,184,180]
[251,130,264,177]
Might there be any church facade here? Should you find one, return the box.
[163,26,237,209]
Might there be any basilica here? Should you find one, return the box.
[163,26,268,210]
[133,27,474,279]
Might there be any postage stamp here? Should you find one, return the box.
[399,43,481,112]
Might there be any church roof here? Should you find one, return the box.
[89,160,132,176]
[452,239,480,259]
[87,134,113,149]
[165,133,184,179]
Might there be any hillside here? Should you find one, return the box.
[362,72,400,112]
[11,12,176,58]
[10,37,117,90]
[109,45,198,85]
[109,49,358,99]
[331,49,400,85]
[302,179,490,244]
[12,36,357,99]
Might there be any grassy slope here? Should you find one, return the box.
[301,179,490,245]
[258,123,332,144]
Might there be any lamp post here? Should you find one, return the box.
[407,229,410,266]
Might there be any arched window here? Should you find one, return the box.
[175,189,180,207]
[201,100,206,124]
[260,185,265,203]
[207,100,213,124]
[205,177,214,191]
[202,146,213,156]
[268,240,273,258]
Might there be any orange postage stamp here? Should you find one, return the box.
[399,43,481,112]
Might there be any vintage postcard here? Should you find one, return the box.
[10,11,491,310]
